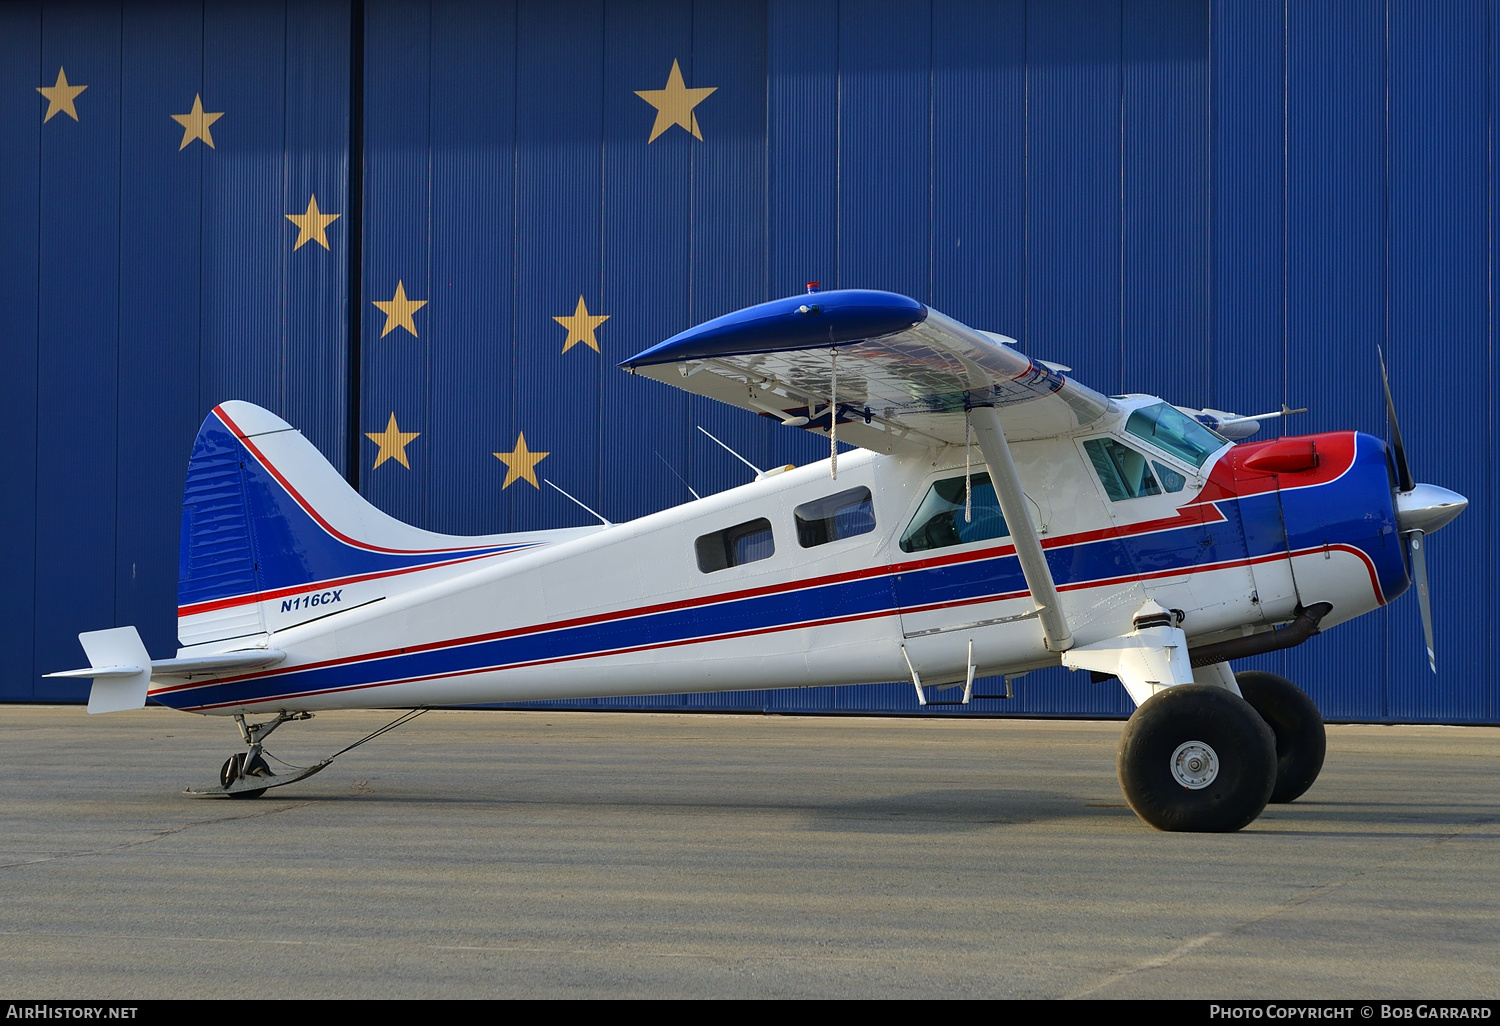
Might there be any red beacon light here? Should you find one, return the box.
[806,281,821,294]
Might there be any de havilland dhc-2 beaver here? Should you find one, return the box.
[51,288,1468,831]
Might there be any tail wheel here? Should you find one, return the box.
[1235,671,1326,804]
[218,753,269,799]
[1117,684,1277,832]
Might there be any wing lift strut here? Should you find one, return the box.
[938,399,1211,705]
[968,405,1075,654]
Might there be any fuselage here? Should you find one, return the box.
[149,397,1407,715]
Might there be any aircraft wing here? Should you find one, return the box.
[620,290,1114,453]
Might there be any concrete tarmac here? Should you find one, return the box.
[0,705,1496,999]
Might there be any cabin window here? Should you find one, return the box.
[1124,403,1225,468]
[899,473,1009,553]
[1152,460,1186,493]
[1084,438,1162,501]
[795,487,876,548]
[695,518,775,573]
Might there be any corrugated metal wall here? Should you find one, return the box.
[1,0,1493,724]
[2,0,352,705]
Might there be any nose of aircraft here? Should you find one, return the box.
[1395,483,1468,536]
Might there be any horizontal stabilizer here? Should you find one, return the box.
[48,628,288,712]
[47,665,146,679]
[45,627,153,714]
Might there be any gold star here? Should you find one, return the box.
[634,59,716,143]
[372,280,428,338]
[553,296,610,354]
[285,194,341,251]
[364,412,421,470]
[171,94,223,150]
[37,67,87,123]
[493,432,549,489]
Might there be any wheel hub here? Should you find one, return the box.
[1170,741,1219,789]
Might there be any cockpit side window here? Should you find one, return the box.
[1152,460,1186,493]
[899,473,1009,553]
[1124,403,1226,468]
[1084,438,1162,501]
[795,487,876,548]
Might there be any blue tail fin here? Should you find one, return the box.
[176,402,535,647]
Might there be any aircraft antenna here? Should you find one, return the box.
[543,479,613,527]
[654,451,701,500]
[696,425,764,477]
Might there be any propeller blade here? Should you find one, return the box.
[1409,530,1436,674]
[1378,346,1417,492]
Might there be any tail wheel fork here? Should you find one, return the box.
[215,711,314,799]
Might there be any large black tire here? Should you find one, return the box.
[1117,684,1277,832]
[1235,671,1326,804]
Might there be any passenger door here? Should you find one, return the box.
[890,469,1042,683]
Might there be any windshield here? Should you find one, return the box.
[1124,403,1227,468]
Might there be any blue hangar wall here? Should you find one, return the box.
[2,0,1495,723]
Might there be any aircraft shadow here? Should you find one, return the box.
[797,788,1127,833]
[1251,799,1498,836]
[272,780,1109,830]
[259,784,1494,838]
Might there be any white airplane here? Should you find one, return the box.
[51,288,1468,832]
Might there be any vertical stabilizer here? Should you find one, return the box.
[176,403,552,649]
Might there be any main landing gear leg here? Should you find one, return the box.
[1063,602,1279,832]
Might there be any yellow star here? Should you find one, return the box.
[553,296,610,354]
[493,432,549,489]
[364,412,421,470]
[285,194,341,251]
[171,94,224,150]
[37,67,87,123]
[634,59,716,143]
[372,280,428,338]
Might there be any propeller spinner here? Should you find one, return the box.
[1378,349,1468,673]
